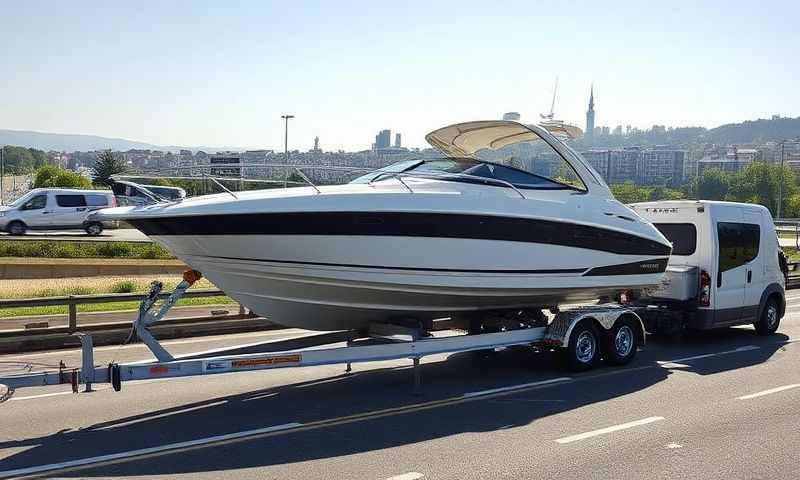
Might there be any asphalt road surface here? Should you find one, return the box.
[0,228,149,242]
[3,295,800,479]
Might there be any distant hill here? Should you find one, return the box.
[572,116,800,150]
[705,117,800,144]
[0,129,243,153]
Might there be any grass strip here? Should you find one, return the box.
[0,295,234,318]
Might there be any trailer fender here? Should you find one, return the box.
[544,307,645,348]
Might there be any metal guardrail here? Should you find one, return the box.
[0,288,235,331]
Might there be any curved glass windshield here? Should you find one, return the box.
[366,158,583,190]
[472,140,586,191]
[349,159,423,184]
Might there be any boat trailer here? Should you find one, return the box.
[0,271,646,403]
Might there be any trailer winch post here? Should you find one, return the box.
[77,333,95,392]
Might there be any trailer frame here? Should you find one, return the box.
[0,272,646,402]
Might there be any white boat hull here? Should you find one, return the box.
[154,234,668,331]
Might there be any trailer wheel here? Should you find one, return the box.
[602,317,639,365]
[565,320,600,372]
[754,297,780,336]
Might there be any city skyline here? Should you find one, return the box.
[2,1,798,151]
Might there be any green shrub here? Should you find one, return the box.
[0,240,173,259]
[111,280,137,293]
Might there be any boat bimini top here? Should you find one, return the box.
[425,120,611,197]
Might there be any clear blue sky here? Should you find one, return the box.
[1,1,798,151]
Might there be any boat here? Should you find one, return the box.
[95,120,672,331]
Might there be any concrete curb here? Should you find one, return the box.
[0,258,187,279]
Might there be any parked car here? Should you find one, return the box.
[111,181,186,206]
[0,188,117,236]
[628,200,785,335]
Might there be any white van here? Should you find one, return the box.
[0,188,117,236]
[629,200,785,335]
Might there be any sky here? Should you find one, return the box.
[1,1,798,151]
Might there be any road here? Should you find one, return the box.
[3,295,800,479]
[0,228,149,242]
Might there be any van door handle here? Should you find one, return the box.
[717,270,722,287]
[747,270,752,283]
[76,207,87,212]
[42,211,50,214]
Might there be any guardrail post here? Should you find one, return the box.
[68,296,77,332]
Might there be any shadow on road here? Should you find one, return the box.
[0,329,789,476]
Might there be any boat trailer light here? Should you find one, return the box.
[183,269,203,285]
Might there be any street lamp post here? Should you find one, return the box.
[778,141,785,218]
[0,146,5,206]
[281,114,294,188]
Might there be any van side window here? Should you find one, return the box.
[86,194,109,207]
[23,195,48,210]
[56,195,88,207]
[717,222,760,272]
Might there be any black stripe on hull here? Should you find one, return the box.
[583,258,669,276]
[200,255,668,276]
[130,211,671,256]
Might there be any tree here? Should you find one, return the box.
[726,163,796,216]
[92,150,127,186]
[33,165,91,189]
[610,182,650,204]
[34,165,62,188]
[694,168,729,200]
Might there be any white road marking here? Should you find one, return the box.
[555,416,665,444]
[657,345,759,366]
[462,377,572,398]
[0,422,303,479]
[386,473,424,480]
[664,443,683,449]
[9,390,79,401]
[738,384,800,400]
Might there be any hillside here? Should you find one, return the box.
[0,129,242,153]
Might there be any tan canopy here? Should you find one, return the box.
[425,120,582,158]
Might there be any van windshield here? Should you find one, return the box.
[654,223,697,256]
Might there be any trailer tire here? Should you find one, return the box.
[602,317,639,365]
[754,297,780,336]
[565,320,600,372]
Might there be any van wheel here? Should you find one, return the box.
[754,298,780,336]
[602,318,639,365]
[84,223,103,236]
[7,221,26,236]
[565,320,600,372]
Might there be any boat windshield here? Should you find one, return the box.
[396,158,583,190]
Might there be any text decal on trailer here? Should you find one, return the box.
[202,355,302,372]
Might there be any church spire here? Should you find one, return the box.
[585,84,595,142]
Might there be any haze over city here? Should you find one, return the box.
[2,0,798,151]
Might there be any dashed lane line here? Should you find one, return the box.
[386,473,424,480]
[462,377,572,397]
[738,383,800,400]
[555,416,665,444]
